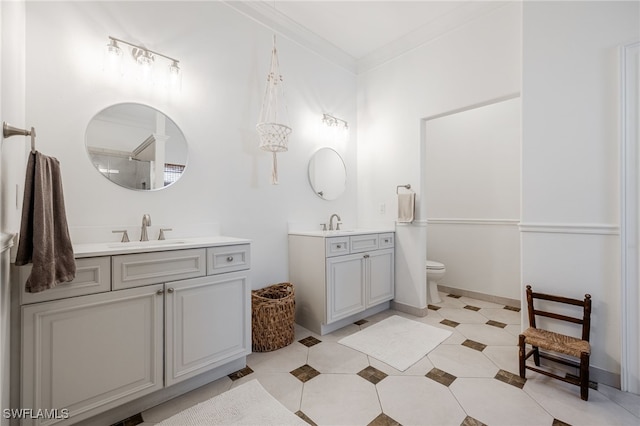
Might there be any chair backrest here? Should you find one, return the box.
[525,285,592,342]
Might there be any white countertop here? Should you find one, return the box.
[288,229,394,238]
[73,236,251,258]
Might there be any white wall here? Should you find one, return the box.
[14,1,358,289]
[425,97,521,300]
[522,1,639,383]
[357,3,522,309]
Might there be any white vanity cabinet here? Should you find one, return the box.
[289,231,394,335]
[21,285,165,425]
[16,238,250,426]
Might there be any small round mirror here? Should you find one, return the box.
[308,147,346,200]
[85,103,188,190]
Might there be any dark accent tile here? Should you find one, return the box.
[461,415,487,426]
[565,373,598,390]
[296,411,318,425]
[368,413,402,426]
[354,319,369,326]
[464,305,481,311]
[426,367,457,386]
[299,336,322,347]
[486,319,507,328]
[111,413,144,426]
[494,369,526,389]
[447,294,462,299]
[552,419,572,426]
[358,366,388,385]
[504,305,521,312]
[228,366,254,381]
[428,304,441,311]
[462,339,487,352]
[290,364,321,383]
[440,319,460,328]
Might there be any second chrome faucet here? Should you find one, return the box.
[140,214,152,241]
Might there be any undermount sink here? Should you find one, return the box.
[107,240,187,249]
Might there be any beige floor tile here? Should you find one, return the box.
[432,294,467,309]
[308,341,370,374]
[377,375,467,426]
[319,323,361,341]
[478,308,522,324]
[451,377,553,426]
[300,374,381,425]
[368,352,435,376]
[456,323,518,346]
[428,344,499,378]
[437,307,492,324]
[247,341,309,373]
[504,324,523,337]
[524,375,640,426]
[482,345,521,375]
[458,296,507,309]
[598,384,640,418]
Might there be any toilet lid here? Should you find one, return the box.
[426,260,445,270]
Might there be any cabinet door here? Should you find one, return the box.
[21,285,164,426]
[367,248,395,307]
[165,272,250,386]
[326,254,365,323]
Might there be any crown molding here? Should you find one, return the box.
[222,1,357,74]
[357,1,511,74]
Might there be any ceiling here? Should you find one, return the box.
[225,1,509,74]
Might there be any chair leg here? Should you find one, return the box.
[533,346,541,366]
[518,334,526,378]
[580,352,590,401]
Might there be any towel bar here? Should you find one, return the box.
[3,121,36,153]
[396,184,411,194]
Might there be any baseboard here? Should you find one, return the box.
[537,354,621,389]
[438,285,520,308]
[391,300,429,317]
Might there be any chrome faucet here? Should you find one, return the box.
[140,214,152,241]
[329,213,341,231]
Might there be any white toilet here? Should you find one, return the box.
[426,260,446,304]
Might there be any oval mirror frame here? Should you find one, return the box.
[308,147,347,200]
[85,103,188,191]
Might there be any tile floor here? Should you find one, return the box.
[137,293,640,426]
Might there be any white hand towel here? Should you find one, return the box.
[397,192,415,223]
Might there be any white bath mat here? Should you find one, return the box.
[157,379,307,426]
[338,315,452,371]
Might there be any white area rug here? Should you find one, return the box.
[338,315,452,371]
[157,379,307,425]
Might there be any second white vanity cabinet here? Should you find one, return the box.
[16,238,251,426]
[289,230,394,335]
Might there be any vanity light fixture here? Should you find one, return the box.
[104,36,181,89]
[322,113,348,131]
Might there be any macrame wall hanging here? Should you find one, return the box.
[257,35,292,185]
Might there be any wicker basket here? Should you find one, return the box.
[251,282,295,352]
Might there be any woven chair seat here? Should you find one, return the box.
[522,327,590,357]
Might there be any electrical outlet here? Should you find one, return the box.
[379,203,386,214]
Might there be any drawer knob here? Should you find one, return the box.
[336,245,342,249]
[156,289,164,295]
[384,239,389,243]
[227,256,234,262]
[167,288,175,293]
[364,254,370,259]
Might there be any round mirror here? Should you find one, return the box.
[308,147,346,200]
[86,103,188,190]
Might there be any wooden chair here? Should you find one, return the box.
[518,285,592,400]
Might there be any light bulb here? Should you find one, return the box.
[169,61,182,90]
[103,38,123,76]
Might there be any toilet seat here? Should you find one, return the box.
[426,260,445,270]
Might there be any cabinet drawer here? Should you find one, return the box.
[326,237,349,257]
[112,249,206,290]
[19,256,111,305]
[350,234,379,253]
[207,244,251,275]
[378,233,395,249]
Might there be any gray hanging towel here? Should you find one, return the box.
[15,151,76,292]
